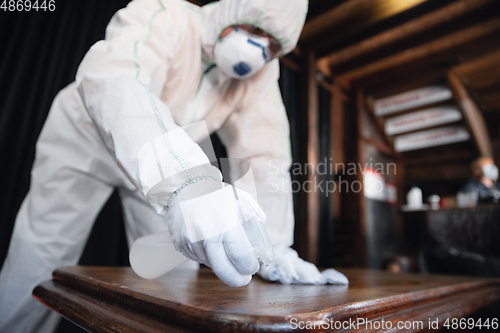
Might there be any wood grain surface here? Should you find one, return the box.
[33,267,500,332]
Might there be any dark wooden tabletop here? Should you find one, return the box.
[33,267,500,332]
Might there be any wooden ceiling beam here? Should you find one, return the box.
[300,0,428,51]
[337,19,500,88]
[452,48,500,76]
[365,66,447,99]
[448,71,494,159]
[317,0,493,76]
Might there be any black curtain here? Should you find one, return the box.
[0,2,133,266]
[1,2,133,332]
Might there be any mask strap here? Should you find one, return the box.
[247,38,269,61]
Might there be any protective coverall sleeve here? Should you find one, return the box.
[76,0,217,215]
[216,59,295,250]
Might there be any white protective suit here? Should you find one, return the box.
[0,0,347,332]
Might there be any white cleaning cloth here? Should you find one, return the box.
[258,248,349,285]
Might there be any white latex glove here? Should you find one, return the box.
[165,179,266,287]
[258,247,349,285]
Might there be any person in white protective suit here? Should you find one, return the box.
[0,0,348,332]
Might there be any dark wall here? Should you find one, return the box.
[317,86,334,267]
[1,2,133,332]
[278,62,302,253]
[0,1,133,269]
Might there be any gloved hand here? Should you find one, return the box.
[165,179,266,287]
[258,247,349,285]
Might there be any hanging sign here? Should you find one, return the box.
[394,126,469,152]
[385,106,462,135]
[375,86,453,116]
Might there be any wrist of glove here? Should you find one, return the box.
[165,179,266,287]
[145,164,223,215]
[258,247,349,285]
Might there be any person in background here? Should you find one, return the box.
[461,157,500,204]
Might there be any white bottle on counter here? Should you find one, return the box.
[407,186,423,209]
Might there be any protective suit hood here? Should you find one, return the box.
[201,0,309,63]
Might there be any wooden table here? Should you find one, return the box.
[33,267,500,332]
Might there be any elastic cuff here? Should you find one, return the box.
[145,164,222,214]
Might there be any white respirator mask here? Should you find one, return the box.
[482,164,499,181]
[214,26,271,79]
